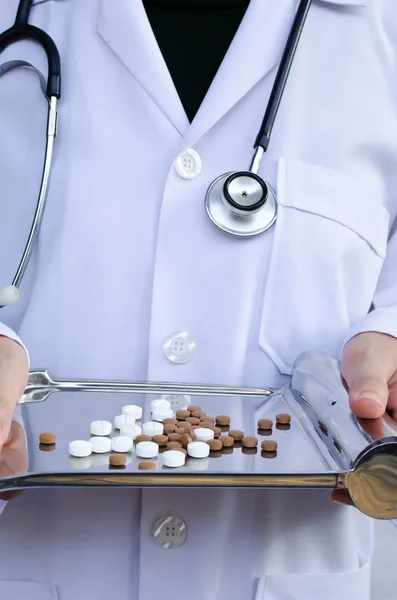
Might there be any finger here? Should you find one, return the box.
[356,417,386,440]
[0,337,28,444]
[0,422,27,501]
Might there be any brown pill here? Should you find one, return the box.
[262,440,278,452]
[258,419,273,430]
[229,430,244,441]
[187,405,202,412]
[152,435,168,447]
[139,462,156,470]
[175,427,186,435]
[276,423,291,432]
[136,434,152,443]
[262,451,277,459]
[186,417,200,425]
[212,427,222,438]
[163,418,178,425]
[242,436,258,448]
[276,413,291,425]
[167,441,183,450]
[109,454,126,467]
[168,432,182,442]
[39,443,56,452]
[242,447,258,455]
[176,410,191,420]
[208,439,223,451]
[221,435,235,448]
[191,410,206,418]
[39,432,56,445]
[164,424,177,434]
[181,421,192,429]
[216,415,230,426]
[181,434,193,447]
[200,416,215,424]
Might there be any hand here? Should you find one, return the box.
[0,420,28,501]
[332,331,397,505]
[0,336,29,445]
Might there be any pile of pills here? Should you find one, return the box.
[39,397,291,470]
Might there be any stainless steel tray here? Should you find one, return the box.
[1,351,397,521]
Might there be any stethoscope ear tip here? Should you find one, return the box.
[0,285,19,306]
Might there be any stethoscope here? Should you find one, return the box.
[0,0,311,308]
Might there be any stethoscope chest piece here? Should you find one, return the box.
[205,171,277,237]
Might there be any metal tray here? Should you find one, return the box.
[1,351,397,521]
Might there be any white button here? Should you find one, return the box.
[90,420,112,436]
[111,436,133,453]
[136,441,159,459]
[153,515,187,549]
[114,414,135,430]
[162,449,186,468]
[142,421,164,436]
[163,332,196,364]
[122,405,142,420]
[90,437,112,454]
[69,440,92,458]
[174,149,202,179]
[187,441,210,458]
[194,427,214,442]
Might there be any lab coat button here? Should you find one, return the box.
[153,515,187,549]
[163,332,196,364]
[174,149,202,179]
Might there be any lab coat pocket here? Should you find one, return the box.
[257,555,371,600]
[0,580,59,599]
[259,157,390,375]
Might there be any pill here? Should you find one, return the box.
[90,421,112,436]
[168,432,182,442]
[164,424,177,434]
[39,432,56,445]
[220,435,234,448]
[181,421,192,429]
[186,417,200,425]
[152,435,168,446]
[167,441,183,450]
[191,410,206,418]
[176,410,191,420]
[139,461,156,470]
[262,440,278,452]
[175,427,186,435]
[109,454,126,468]
[39,442,56,452]
[212,427,222,438]
[151,398,171,412]
[69,440,92,458]
[229,430,244,441]
[187,405,202,412]
[114,414,135,429]
[216,415,230,425]
[142,421,164,436]
[200,416,215,425]
[136,434,152,443]
[180,433,193,447]
[90,436,111,453]
[136,441,159,458]
[152,409,174,422]
[122,405,142,420]
[164,418,178,425]
[276,413,291,425]
[242,436,258,448]
[163,450,186,468]
[194,427,215,442]
[187,441,210,458]
[208,439,222,451]
[120,424,141,439]
[111,436,133,453]
[258,419,273,430]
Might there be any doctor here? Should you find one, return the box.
[0,0,397,598]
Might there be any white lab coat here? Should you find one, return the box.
[0,0,396,598]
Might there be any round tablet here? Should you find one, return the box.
[167,441,183,450]
[187,405,202,412]
[164,418,178,425]
[187,441,210,459]
[164,424,177,434]
[90,420,112,436]
[258,419,273,430]
[208,439,222,451]
[229,430,244,441]
[122,405,142,420]
[136,441,159,459]
[90,436,111,454]
[175,427,186,435]
[163,450,186,468]
[139,461,156,470]
[191,410,205,418]
[181,421,192,429]
[152,434,168,446]
[136,434,152,443]
[152,408,174,422]
[176,410,191,420]
[212,427,222,438]
[114,414,135,430]
[194,428,215,442]
[168,432,182,442]
[180,433,193,447]
[242,436,258,448]
[200,416,215,425]
[109,454,126,468]
[215,415,230,426]
[69,440,92,458]
[262,440,278,452]
[39,432,56,445]
[151,398,171,412]
[276,413,291,425]
[111,436,133,453]
[120,424,141,439]
[220,435,234,448]
[142,421,164,436]
[186,417,200,425]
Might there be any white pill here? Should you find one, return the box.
[162,450,186,468]
[114,414,135,430]
[150,398,171,412]
[120,424,141,440]
[111,436,133,453]
[152,408,174,422]
[136,441,159,459]
[142,421,164,436]
[194,427,214,442]
[122,405,142,420]
[187,441,210,459]
[69,440,92,458]
[90,420,112,436]
[90,436,111,454]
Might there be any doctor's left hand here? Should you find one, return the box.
[332,331,397,505]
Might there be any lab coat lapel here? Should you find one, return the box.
[183,0,298,149]
[96,0,189,136]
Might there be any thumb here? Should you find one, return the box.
[0,336,28,445]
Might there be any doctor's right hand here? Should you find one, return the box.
[0,336,28,445]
